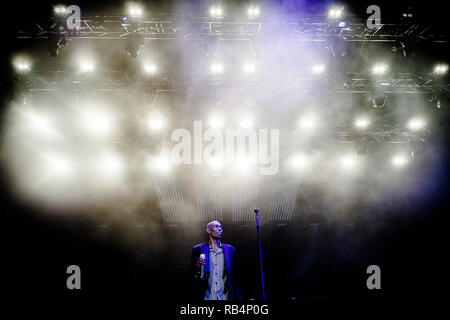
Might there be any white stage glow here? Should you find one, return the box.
[408,118,425,131]
[328,7,343,18]
[312,64,325,73]
[129,5,143,17]
[299,114,317,130]
[209,114,224,128]
[206,156,224,170]
[372,64,388,75]
[144,63,157,74]
[98,152,123,176]
[81,109,112,136]
[392,154,409,167]
[80,61,95,72]
[340,154,357,169]
[43,154,74,177]
[355,118,370,129]
[210,6,223,18]
[210,62,224,74]
[433,64,448,75]
[147,112,166,131]
[152,156,171,173]
[247,6,260,18]
[54,6,66,14]
[239,118,253,129]
[243,63,256,74]
[290,154,308,169]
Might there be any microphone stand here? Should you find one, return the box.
[255,208,266,300]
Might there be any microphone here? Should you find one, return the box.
[199,253,206,280]
[255,208,260,227]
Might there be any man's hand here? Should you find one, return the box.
[195,256,206,267]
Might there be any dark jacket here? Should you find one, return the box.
[191,242,241,300]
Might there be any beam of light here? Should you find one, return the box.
[210,6,223,18]
[298,114,317,130]
[355,117,370,129]
[391,154,409,168]
[143,63,157,74]
[433,64,448,75]
[372,63,388,75]
[239,117,253,129]
[80,60,95,72]
[289,154,308,169]
[151,155,171,173]
[147,112,166,131]
[97,152,123,177]
[407,117,426,131]
[243,63,256,74]
[206,156,224,171]
[210,62,224,74]
[129,4,143,17]
[209,114,224,129]
[312,64,325,74]
[80,109,113,136]
[54,6,66,14]
[328,7,343,18]
[42,153,75,177]
[340,154,358,169]
[247,6,260,18]
[15,62,31,72]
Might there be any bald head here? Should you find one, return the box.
[206,221,223,240]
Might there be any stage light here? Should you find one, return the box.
[143,63,157,74]
[14,59,31,72]
[80,61,95,72]
[43,154,74,177]
[433,64,448,75]
[125,33,144,58]
[210,62,224,74]
[206,156,224,170]
[355,118,370,129]
[340,154,357,169]
[208,114,224,129]
[98,152,123,176]
[234,156,251,172]
[210,6,223,18]
[26,111,54,134]
[81,109,112,136]
[129,5,143,17]
[312,64,325,74]
[247,6,260,18]
[147,112,166,131]
[54,6,66,15]
[391,154,409,168]
[239,118,253,129]
[372,63,388,75]
[290,154,308,169]
[407,118,426,131]
[299,114,317,130]
[328,7,343,18]
[152,156,171,173]
[243,63,256,74]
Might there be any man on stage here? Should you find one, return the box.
[191,221,241,300]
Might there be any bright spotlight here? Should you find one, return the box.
[209,114,224,129]
[43,154,74,177]
[433,64,448,75]
[15,62,31,72]
[152,156,171,173]
[98,152,123,176]
[328,7,343,18]
[391,154,409,168]
[239,118,253,129]
[81,109,112,136]
[340,154,357,169]
[80,61,95,72]
[54,6,66,15]
[299,115,317,130]
[234,156,252,172]
[290,154,308,169]
[210,6,223,18]
[372,64,388,75]
[211,62,224,74]
[407,118,426,131]
[129,6,143,17]
[206,156,224,170]
[312,64,325,74]
[247,6,260,18]
[143,63,157,74]
[243,63,256,74]
[355,118,370,129]
[147,112,166,131]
